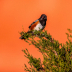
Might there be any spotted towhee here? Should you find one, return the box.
[19,14,47,39]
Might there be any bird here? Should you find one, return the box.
[19,14,47,40]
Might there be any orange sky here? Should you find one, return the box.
[0,0,72,72]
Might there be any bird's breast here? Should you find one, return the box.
[34,22,44,31]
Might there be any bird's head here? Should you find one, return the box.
[39,14,47,21]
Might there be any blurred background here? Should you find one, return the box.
[0,0,72,72]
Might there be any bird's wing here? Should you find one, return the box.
[29,19,39,30]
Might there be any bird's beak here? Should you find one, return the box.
[44,17,47,20]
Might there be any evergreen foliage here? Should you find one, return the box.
[20,29,72,72]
